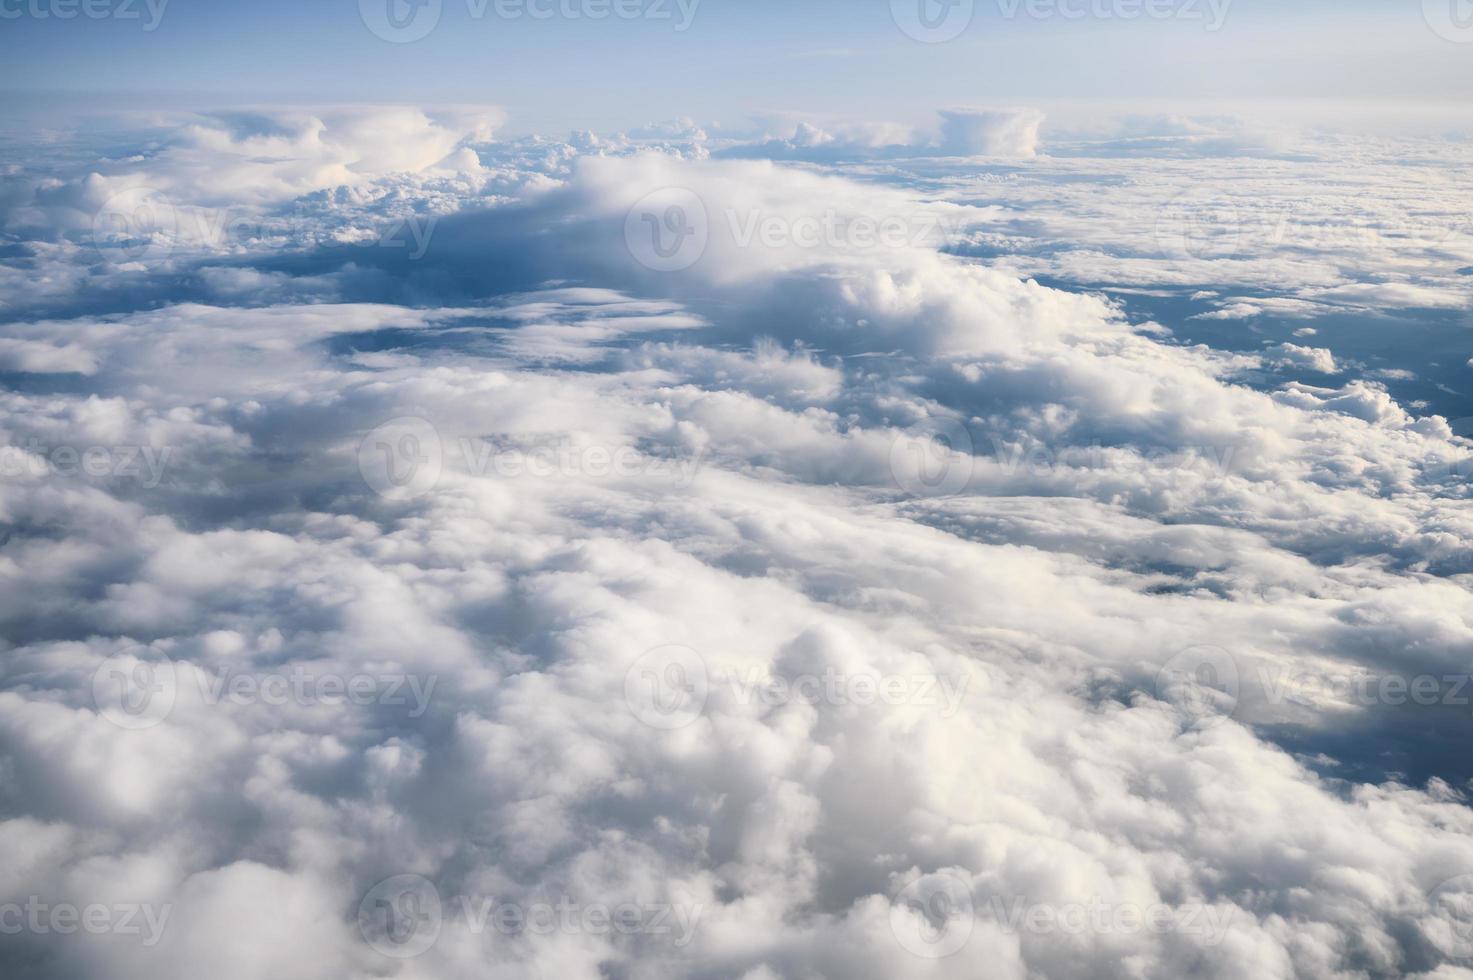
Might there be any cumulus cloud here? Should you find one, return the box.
[0,338,98,375]
[938,108,1045,157]
[1273,342,1339,374]
[716,109,1043,162]
[142,105,504,202]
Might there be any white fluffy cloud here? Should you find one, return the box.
[938,108,1045,157]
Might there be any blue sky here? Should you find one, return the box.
[2,0,1471,133]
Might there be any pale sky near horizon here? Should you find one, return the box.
[2,0,1471,134]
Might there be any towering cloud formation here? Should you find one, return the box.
[938,108,1046,157]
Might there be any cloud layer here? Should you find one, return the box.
[1,105,1472,980]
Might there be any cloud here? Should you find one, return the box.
[938,108,1045,157]
[716,109,1043,162]
[1274,342,1339,374]
[0,338,98,375]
